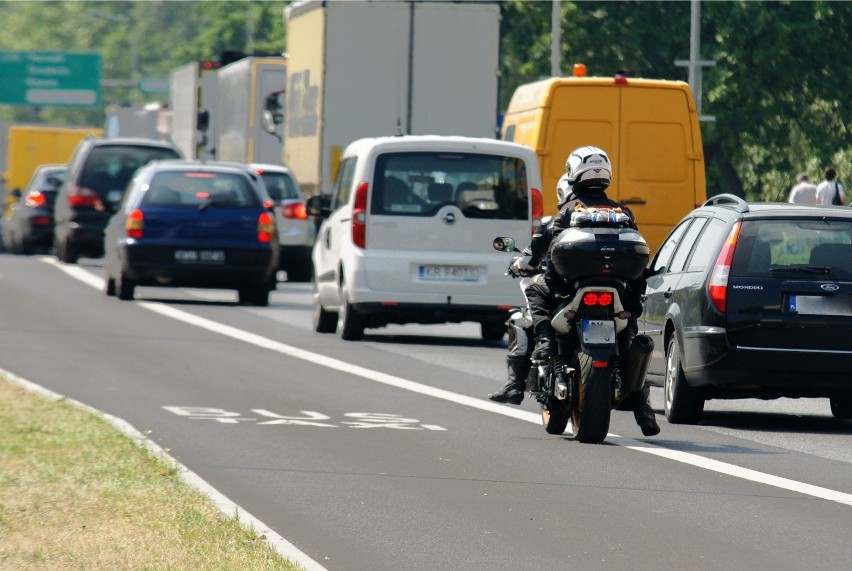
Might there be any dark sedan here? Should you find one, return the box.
[103,160,279,306]
[640,194,852,423]
[3,164,65,254]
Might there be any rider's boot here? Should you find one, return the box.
[489,357,530,405]
[631,383,660,436]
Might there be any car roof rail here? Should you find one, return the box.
[702,193,749,213]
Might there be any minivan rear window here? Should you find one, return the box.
[370,152,529,220]
[79,145,181,195]
[733,219,852,278]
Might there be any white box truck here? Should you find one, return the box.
[215,56,286,165]
[284,0,501,196]
[169,61,218,160]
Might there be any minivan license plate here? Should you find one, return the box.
[418,265,480,282]
[174,249,226,264]
[788,294,852,316]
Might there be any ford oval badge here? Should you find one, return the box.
[443,212,456,225]
[820,283,840,292]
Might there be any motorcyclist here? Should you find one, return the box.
[493,146,660,437]
[488,174,572,405]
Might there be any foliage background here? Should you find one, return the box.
[0,0,849,201]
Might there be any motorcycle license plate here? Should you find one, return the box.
[581,319,616,345]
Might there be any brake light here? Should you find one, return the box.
[126,209,144,239]
[25,191,46,208]
[582,291,613,306]
[531,188,543,233]
[257,212,274,243]
[708,221,741,313]
[69,185,102,209]
[281,201,308,220]
[31,216,51,226]
[352,181,368,249]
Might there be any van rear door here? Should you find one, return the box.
[619,84,704,251]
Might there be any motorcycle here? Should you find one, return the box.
[493,208,654,444]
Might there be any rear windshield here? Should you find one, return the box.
[370,152,529,220]
[79,145,180,194]
[259,171,300,201]
[733,219,852,279]
[143,171,261,208]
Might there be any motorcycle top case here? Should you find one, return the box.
[550,226,650,282]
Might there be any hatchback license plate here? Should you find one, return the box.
[418,265,481,282]
[174,249,226,264]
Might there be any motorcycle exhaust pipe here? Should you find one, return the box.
[621,334,654,395]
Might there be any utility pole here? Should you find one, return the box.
[551,0,561,77]
[675,0,715,121]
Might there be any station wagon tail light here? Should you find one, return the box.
[257,212,274,243]
[25,191,46,207]
[531,188,543,233]
[125,209,144,239]
[708,221,741,313]
[352,181,368,249]
[281,201,308,220]
[69,185,103,210]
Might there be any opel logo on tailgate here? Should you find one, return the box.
[820,283,840,292]
[443,212,456,225]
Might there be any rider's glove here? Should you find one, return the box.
[510,256,535,276]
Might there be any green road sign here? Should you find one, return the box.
[0,50,102,107]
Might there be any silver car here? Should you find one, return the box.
[248,163,315,282]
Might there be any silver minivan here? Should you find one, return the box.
[307,135,543,341]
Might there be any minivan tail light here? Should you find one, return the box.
[126,209,144,239]
[69,185,103,209]
[281,201,308,220]
[708,221,741,313]
[352,181,368,249]
[257,212,274,243]
[531,188,543,233]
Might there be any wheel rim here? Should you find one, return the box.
[664,339,677,411]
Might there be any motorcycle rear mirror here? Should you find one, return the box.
[492,237,517,252]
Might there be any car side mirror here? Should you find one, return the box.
[306,194,331,218]
[10,188,21,199]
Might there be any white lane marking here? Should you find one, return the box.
[1,368,327,571]
[47,258,852,507]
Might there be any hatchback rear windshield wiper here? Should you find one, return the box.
[770,266,832,274]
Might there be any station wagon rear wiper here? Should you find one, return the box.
[770,266,832,274]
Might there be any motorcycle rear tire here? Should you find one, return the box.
[570,352,612,444]
[541,396,570,435]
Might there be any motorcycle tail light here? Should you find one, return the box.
[126,209,144,239]
[582,291,614,307]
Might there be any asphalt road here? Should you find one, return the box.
[1,254,851,571]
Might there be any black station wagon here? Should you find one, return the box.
[639,194,852,423]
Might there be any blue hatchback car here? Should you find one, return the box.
[103,160,279,306]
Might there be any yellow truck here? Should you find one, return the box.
[501,72,706,253]
[2,124,102,214]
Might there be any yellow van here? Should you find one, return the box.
[501,72,706,253]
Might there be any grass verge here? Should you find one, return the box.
[0,375,305,570]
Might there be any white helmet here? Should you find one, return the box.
[556,173,573,207]
[565,146,611,193]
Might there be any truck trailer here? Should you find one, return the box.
[283,0,501,196]
[215,56,286,165]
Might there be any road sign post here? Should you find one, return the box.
[0,50,102,107]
